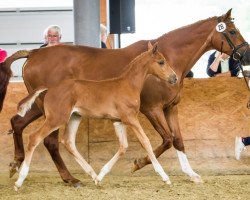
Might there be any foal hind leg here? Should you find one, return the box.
[97,122,128,182]
[14,120,59,191]
[61,115,98,184]
[133,106,173,172]
[165,106,202,183]
[10,104,42,178]
[11,104,81,186]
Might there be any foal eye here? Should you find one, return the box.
[158,60,165,65]
[229,30,236,35]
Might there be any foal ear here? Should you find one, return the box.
[148,41,153,50]
[152,42,158,54]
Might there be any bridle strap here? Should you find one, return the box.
[217,17,250,90]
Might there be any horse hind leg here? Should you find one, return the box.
[9,104,42,178]
[97,122,128,183]
[133,107,173,172]
[43,129,82,187]
[61,114,98,185]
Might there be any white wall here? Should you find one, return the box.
[0,9,74,77]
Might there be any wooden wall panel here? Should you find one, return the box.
[1,77,250,175]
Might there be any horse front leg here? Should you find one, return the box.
[132,106,173,172]
[10,104,42,178]
[165,106,203,183]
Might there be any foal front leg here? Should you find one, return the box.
[129,117,171,184]
[133,106,173,172]
[97,122,128,182]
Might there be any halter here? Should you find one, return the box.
[217,17,250,90]
[217,17,249,62]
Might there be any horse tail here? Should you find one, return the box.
[17,86,48,117]
[0,50,31,112]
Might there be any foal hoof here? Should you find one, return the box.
[14,182,21,192]
[94,177,101,186]
[190,176,203,183]
[164,180,172,185]
[9,161,21,178]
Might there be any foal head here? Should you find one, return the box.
[147,42,177,84]
[211,9,250,65]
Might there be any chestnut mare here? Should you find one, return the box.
[1,9,250,186]
[14,43,176,190]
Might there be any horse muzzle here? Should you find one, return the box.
[240,47,250,66]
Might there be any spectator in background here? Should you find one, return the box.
[100,24,107,48]
[0,48,7,63]
[235,136,250,160]
[40,25,62,47]
[206,51,241,77]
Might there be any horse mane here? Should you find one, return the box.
[156,16,217,42]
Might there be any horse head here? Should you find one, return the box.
[148,42,177,84]
[211,8,250,66]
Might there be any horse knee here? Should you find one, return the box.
[43,132,59,153]
[173,137,185,152]
[11,115,25,132]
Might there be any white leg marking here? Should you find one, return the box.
[14,162,29,190]
[97,122,128,182]
[176,150,203,183]
[62,115,98,182]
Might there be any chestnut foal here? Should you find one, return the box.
[14,43,177,190]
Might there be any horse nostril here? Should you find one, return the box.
[170,74,177,84]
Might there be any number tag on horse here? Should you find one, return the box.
[216,22,226,32]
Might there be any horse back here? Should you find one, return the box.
[23,42,148,92]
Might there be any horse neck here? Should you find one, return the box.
[155,17,217,80]
[119,51,152,92]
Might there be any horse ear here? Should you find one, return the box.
[223,8,232,20]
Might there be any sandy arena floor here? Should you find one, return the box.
[0,172,249,200]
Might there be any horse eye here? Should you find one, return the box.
[158,60,165,65]
[229,30,236,35]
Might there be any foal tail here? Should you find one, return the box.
[0,50,33,112]
[17,86,48,117]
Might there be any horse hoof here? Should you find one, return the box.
[131,158,144,173]
[190,176,203,183]
[64,178,82,188]
[9,161,20,178]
